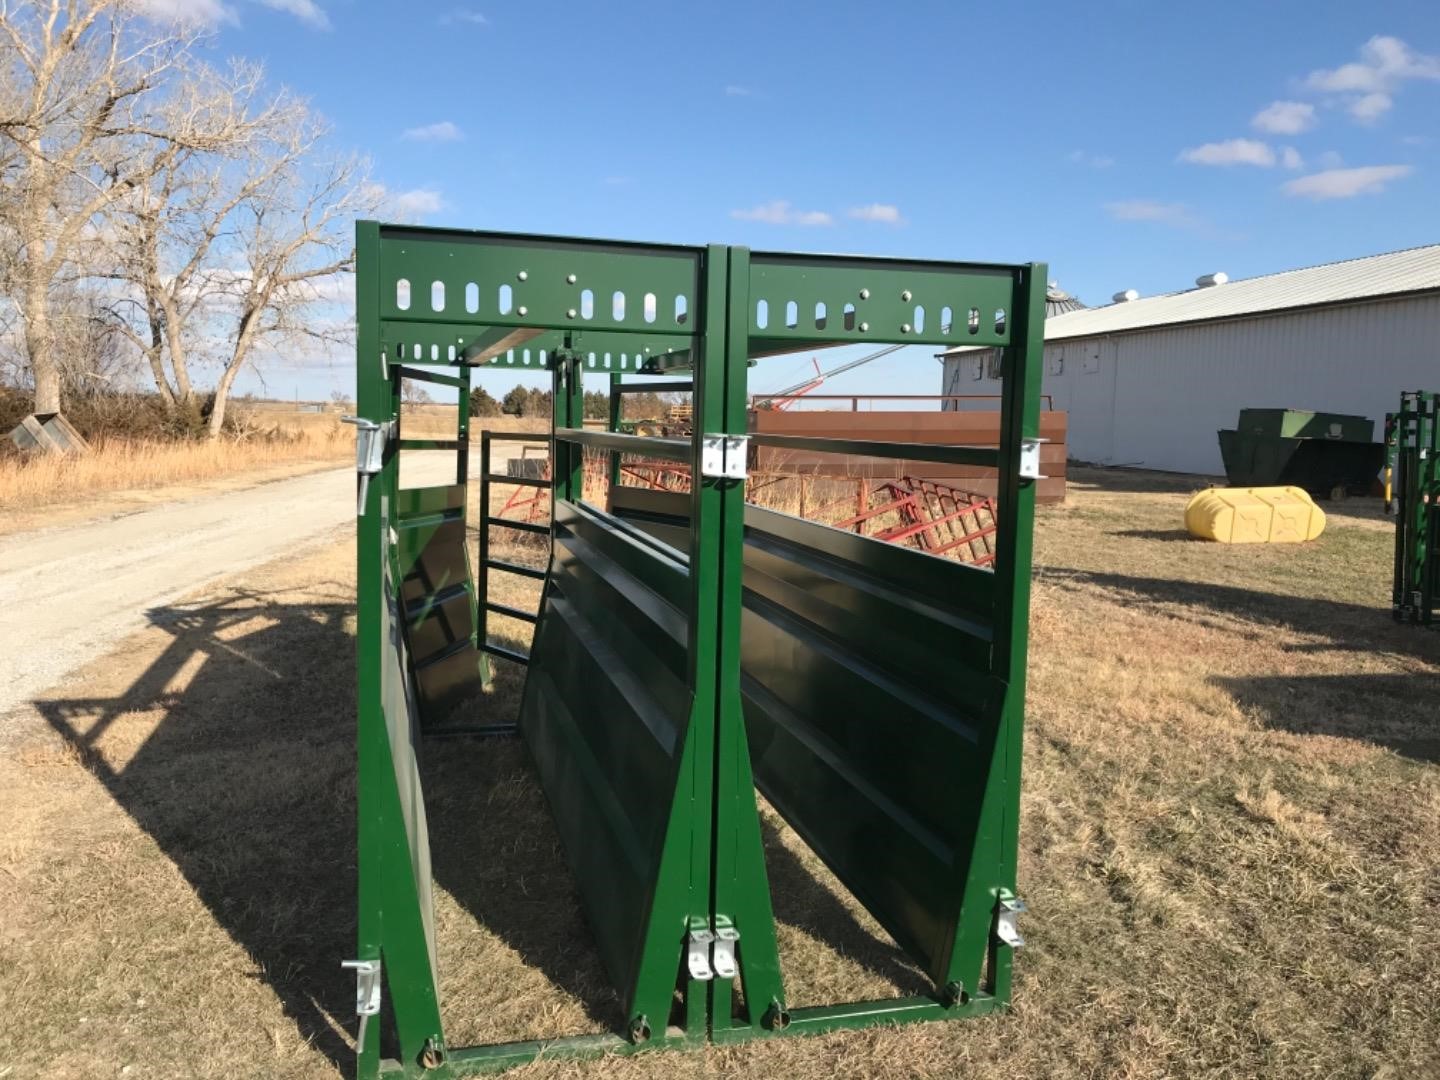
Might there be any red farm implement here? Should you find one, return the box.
[833,476,999,566]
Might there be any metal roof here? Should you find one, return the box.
[941,242,1440,354]
[1045,284,1086,317]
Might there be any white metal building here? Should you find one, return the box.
[940,244,1440,475]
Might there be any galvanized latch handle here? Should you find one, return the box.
[342,958,382,1051]
[341,416,390,516]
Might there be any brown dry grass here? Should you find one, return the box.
[1,465,1437,1079]
[0,426,351,512]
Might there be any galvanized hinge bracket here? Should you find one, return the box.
[341,416,393,516]
[341,958,382,1051]
[686,929,715,981]
[1019,438,1046,481]
[994,894,1027,948]
[700,434,749,480]
[712,926,740,979]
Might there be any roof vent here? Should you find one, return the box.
[1195,272,1229,288]
[1112,289,1139,303]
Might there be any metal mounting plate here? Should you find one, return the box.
[1019,438,1046,481]
[701,434,749,480]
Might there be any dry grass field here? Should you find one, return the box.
[1,466,1437,1079]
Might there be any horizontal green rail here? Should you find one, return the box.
[394,364,470,390]
[615,380,694,394]
[748,433,1001,468]
[554,426,690,463]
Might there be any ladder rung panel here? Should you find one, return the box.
[485,601,538,624]
[485,473,551,489]
[485,558,547,580]
[485,515,549,535]
[481,641,530,665]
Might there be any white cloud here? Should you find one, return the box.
[1252,100,1316,135]
[1304,36,1440,123]
[1317,149,1346,169]
[847,203,905,225]
[1282,164,1414,201]
[1348,91,1393,123]
[1178,138,1277,167]
[140,0,329,27]
[1281,146,1304,170]
[1305,35,1440,93]
[439,8,488,25]
[255,0,329,28]
[1068,150,1115,168]
[132,0,237,24]
[730,200,833,226]
[402,121,463,142]
[393,189,446,217]
[1104,200,1200,229]
[724,85,753,97]
[1401,134,1432,147]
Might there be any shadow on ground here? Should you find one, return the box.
[36,591,361,1072]
[36,589,920,1066]
[1040,568,1440,663]
[1215,672,1440,764]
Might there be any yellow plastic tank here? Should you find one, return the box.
[1183,486,1326,544]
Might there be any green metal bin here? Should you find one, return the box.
[1217,408,1385,499]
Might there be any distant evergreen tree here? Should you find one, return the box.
[468,386,502,417]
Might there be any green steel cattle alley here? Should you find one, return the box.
[350,222,1049,1077]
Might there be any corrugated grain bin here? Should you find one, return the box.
[1184,486,1326,544]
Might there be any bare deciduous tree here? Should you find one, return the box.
[100,58,305,425]
[0,0,206,416]
[198,146,377,437]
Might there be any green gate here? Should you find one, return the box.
[353,222,1046,1076]
[1387,390,1439,626]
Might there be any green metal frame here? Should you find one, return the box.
[354,221,1046,1077]
[1386,390,1439,627]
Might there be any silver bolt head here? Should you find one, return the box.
[517,306,528,316]
[566,308,577,319]
[859,288,870,300]
[859,321,869,332]
[517,270,528,281]
[901,323,912,333]
[566,273,578,284]
[901,290,912,302]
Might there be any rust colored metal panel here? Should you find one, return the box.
[750,409,1067,502]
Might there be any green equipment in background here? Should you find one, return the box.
[1386,391,1438,627]
[351,222,1047,1077]
[1218,407,1385,500]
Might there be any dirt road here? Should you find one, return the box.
[0,446,538,721]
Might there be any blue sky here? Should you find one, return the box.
[193,1,1439,401]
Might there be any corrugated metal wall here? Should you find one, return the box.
[942,293,1440,474]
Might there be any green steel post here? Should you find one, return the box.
[478,429,491,676]
[711,247,786,1033]
[608,373,623,490]
[976,261,1046,1003]
[354,221,447,1075]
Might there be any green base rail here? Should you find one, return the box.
[353,223,1045,1077]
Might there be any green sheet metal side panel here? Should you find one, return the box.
[608,490,1001,988]
[394,484,485,723]
[517,498,698,1021]
[738,506,1001,986]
